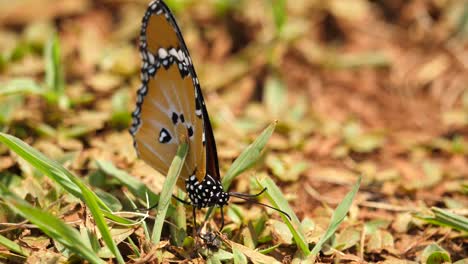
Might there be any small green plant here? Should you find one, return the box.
[0,122,362,262]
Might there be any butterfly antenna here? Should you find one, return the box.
[228,187,267,198]
[229,192,292,220]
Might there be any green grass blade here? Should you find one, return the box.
[205,122,277,221]
[0,132,83,198]
[421,243,451,264]
[222,122,277,190]
[310,176,361,256]
[96,159,159,206]
[152,142,188,243]
[257,176,310,256]
[432,207,468,232]
[0,234,29,257]
[0,133,127,261]
[67,172,125,263]
[270,0,287,36]
[44,34,65,95]
[0,185,104,263]
[0,133,132,225]
[417,207,468,232]
[0,78,43,96]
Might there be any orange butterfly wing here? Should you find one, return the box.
[130,0,207,189]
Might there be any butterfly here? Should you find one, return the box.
[129,0,288,232]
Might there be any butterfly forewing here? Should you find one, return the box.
[130,0,207,189]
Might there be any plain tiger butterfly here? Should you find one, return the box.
[130,0,288,232]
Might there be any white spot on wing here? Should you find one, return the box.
[169,48,179,60]
[159,130,168,142]
[147,51,155,64]
[158,48,168,59]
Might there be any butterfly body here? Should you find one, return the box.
[130,0,290,233]
[186,174,229,209]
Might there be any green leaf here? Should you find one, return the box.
[44,33,68,108]
[417,207,468,232]
[110,89,131,129]
[67,173,125,263]
[0,132,83,199]
[152,142,188,243]
[0,133,132,225]
[0,133,126,262]
[0,184,104,263]
[270,0,287,36]
[222,122,277,190]
[257,176,310,256]
[310,176,361,256]
[0,78,43,96]
[421,243,451,264]
[45,34,64,94]
[0,234,29,257]
[96,160,159,206]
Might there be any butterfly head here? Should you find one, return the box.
[186,174,230,209]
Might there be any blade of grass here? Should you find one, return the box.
[431,207,468,232]
[123,191,150,239]
[0,133,125,262]
[257,176,310,256]
[222,121,277,190]
[0,133,133,225]
[0,234,29,257]
[0,184,104,264]
[96,160,159,206]
[44,33,67,108]
[310,176,361,257]
[0,79,43,96]
[416,207,468,232]
[257,243,281,255]
[270,0,287,36]
[152,142,188,243]
[127,237,140,258]
[0,132,82,198]
[67,170,125,263]
[205,122,277,221]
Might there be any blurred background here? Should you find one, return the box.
[0,0,467,261]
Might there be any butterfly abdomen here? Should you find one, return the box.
[185,175,229,208]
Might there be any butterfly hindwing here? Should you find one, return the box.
[130,0,207,189]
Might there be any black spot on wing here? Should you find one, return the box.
[171,112,178,124]
[187,126,194,137]
[159,128,172,143]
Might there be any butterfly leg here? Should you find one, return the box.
[219,206,225,231]
[172,194,191,205]
[192,206,199,238]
